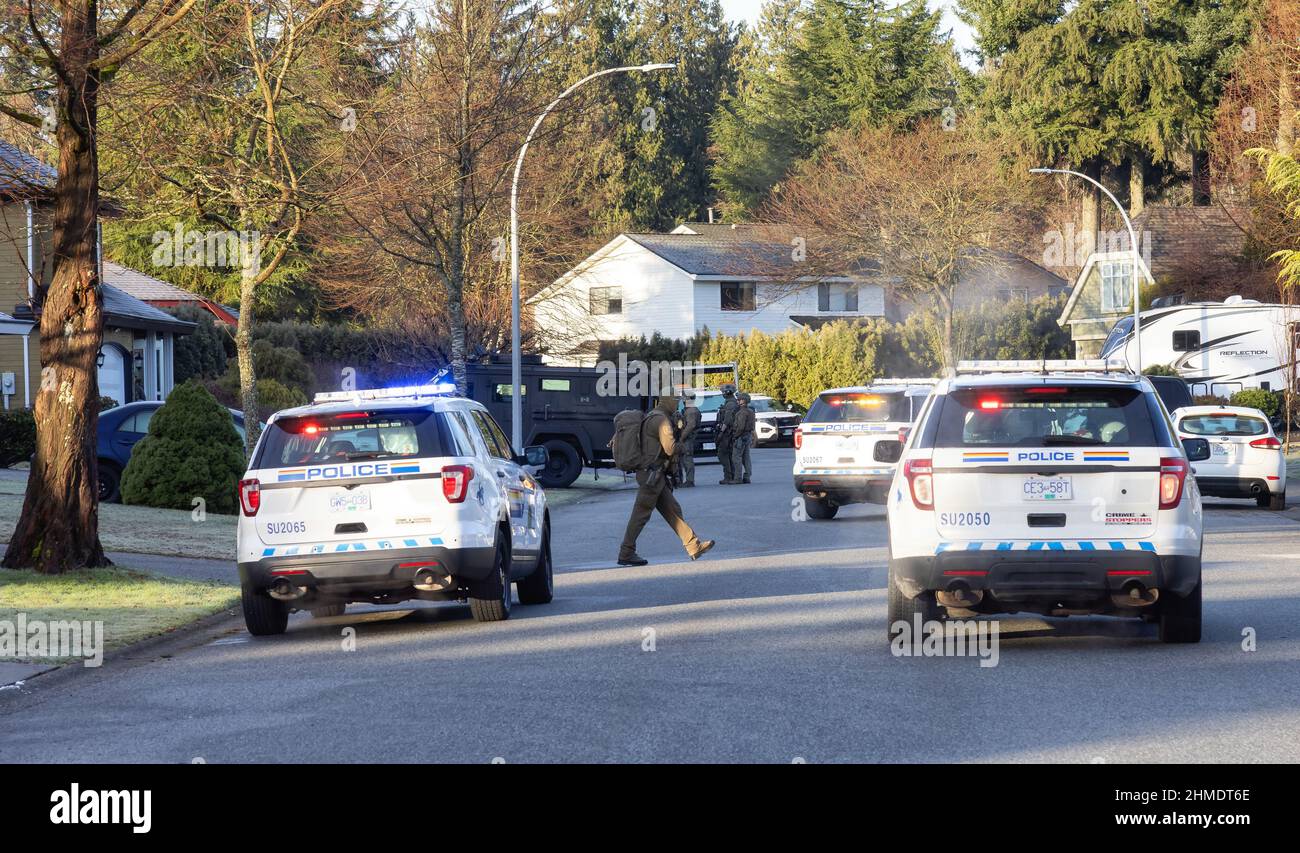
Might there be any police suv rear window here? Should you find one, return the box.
[1179,413,1268,437]
[253,409,455,468]
[806,392,907,423]
[934,386,1160,447]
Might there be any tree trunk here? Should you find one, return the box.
[1128,154,1146,218]
[3,3,109,573]
[1079,159,1101,261]
[1279,66,1295,158]
[236,255,261,456]
[1191,149,1212,206]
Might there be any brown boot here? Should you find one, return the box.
[688,540,716,560]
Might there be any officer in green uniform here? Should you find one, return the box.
[618,394,716,566]
[727,392,756,484]
[715,383,740,484]
[677,390,701,487]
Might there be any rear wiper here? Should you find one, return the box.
[1040,434,1105,446]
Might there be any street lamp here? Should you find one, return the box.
[508,62,676,451]
[1030,167,1144,373]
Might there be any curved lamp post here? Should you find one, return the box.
[1030,167,1144,373]
[508,62,676,451]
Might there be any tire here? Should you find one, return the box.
[804,495,838,520]
[517,524,554,605]
[242,585,289,636]
[1158,574,1201,644]
[310,603,346,618]
[536,440,582,489]
[1265,491,1286,511]
[886,564,938,641]
[469,536,512,622]
[98,463,122,503]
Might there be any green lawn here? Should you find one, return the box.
[0,567,237,663]
[0,476,236,560]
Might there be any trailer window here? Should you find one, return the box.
[1172,330,1200,352]
[540,378,571,392]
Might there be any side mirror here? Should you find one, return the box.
[1182,438,1210,462]
[518,445,549,467]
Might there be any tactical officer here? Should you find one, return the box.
[715,383,740,484]
[677,390,701,487]
[618,394,716,566]
[725,392,756,484]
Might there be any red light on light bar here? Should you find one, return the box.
[978,399,1000,410]
[942,570,988,577]
[1106,570,1153,577]
[303,424,320,435]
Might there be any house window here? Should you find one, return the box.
[721,281,755,311]
[817,283,859,312]
[589,286,622,316]
[1100,262,1133,312]
[998,287,1030,303]
[1172,330,1200,352]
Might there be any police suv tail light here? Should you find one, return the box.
[903,457,934,510]
[1250,436,1282,449]
[238,478,261,516]
[794,428,802,450]
[1159,457,1189,509]
[442,465,474,503]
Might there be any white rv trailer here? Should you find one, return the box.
[1100,296,1300,397]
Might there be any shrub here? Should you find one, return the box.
[1192,394,1228,406]
[120,381,246,514]
[1143,363,1178,377]
[171,305,229,382]
[1229,388,1281,418]
[0,409,36,468]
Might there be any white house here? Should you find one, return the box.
[532,223,885,362]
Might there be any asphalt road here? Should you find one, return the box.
[3,447,1299,763]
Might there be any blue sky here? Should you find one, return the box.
[718,0,977,61]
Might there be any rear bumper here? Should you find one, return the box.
[1195,475,1282,498]
[238,544,496,592]
[890,549,1201,602]
[795,472,893,503]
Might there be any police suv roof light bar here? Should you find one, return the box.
[313,382,457,404]
[954,359,1134,376]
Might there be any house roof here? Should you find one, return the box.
[0,309,35,335]
[0,139,56,199]
[625,231,877,279]
[1130,204,1250,279]
[13,276,197,335]
[103,261,240,324]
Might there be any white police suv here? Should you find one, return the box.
[886,361,1210,643]
[794,381,934,518]
[236,384,553,635]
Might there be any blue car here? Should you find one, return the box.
[97,401,249,502]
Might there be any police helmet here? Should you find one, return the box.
[720,383,737,396]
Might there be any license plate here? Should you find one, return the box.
[1022,475,1072,501]
[703,442,715,451]
[1212,444,1232,457]
[781,428,794,435]
[330,491,372,513]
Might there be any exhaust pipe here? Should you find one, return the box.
[269,578,307,601]
[1110,579,1158,609]
[937,580,984,609]
[413,568,453,592]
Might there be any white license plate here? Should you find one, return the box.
[702,442,715,451]
[330,491,372,513]
[1212,444,1232,457]
[1022,475,1073,501]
